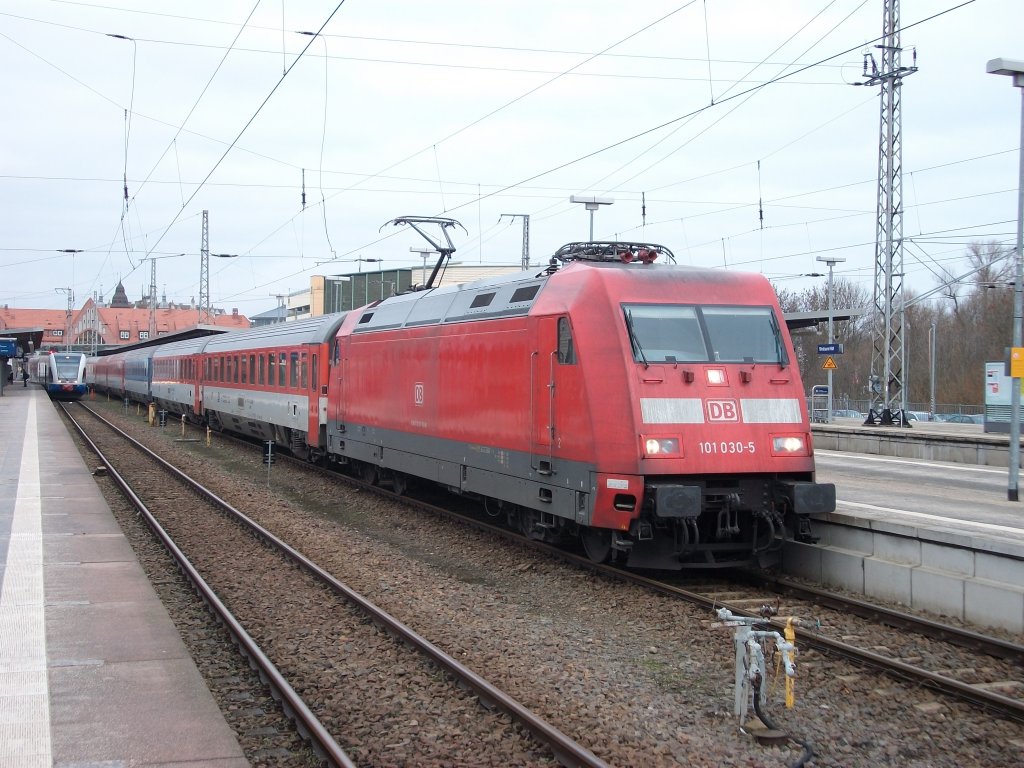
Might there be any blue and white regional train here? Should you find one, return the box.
[28,351,89,400]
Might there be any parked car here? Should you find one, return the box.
[905,411,931,422]
[832,409,864,419]
[936,413,976,424]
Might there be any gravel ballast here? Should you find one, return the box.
[78,399,1024,767]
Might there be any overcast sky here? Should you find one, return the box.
[1,0,1021,315]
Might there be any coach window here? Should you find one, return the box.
[310,353,318,390]
[278,352,287,387]
[248,354,255,383]
[240,356,247,384]
[257,354,265,385]
[267,353,275,387]
[234,355,240,384]
[557,317,576,365]
[289,352,299,388]
[299,351,308,389]
[226,356,232,383]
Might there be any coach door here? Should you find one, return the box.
[305,348,325,448]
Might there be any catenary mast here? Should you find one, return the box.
[862,0,917,426]
[198,210,211,325]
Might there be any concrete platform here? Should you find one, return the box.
[783,504,1024,634]
[0,385,246,766]
[812,418,1015,467]
[792,423,1024,633]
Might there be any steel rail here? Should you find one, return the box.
[588,565,1024,724]
[757,574,1024,663]
[72,403,609,768]
[61,403,356,768]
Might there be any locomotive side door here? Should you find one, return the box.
[531,316,560,476]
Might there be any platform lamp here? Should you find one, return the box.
[569,195,614,241]
[986,58,1024,501]
[410,246,437,287]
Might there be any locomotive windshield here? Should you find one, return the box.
[52,354,82,380]
[622,304,788,365]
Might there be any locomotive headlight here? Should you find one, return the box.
[771,434,808,456]
[706,368,727,385]
[643,436,681,456]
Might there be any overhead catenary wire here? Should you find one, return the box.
[138,0,351,264]
[0,0,994,313]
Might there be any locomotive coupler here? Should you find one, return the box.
[716,494,741,538]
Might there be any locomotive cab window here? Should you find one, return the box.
[557,317,576,365]
[624,305,706,363]
[702,306,788,365]
[622,304,787,365]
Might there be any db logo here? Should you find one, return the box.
[706,399,739,422]
[414,383,425,406]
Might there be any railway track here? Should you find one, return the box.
[626,572,1024,722]
[74,397,1024,766]
[64,402,608,768]
[189,412,1024,725]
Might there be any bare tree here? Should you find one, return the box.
[777,241,1014,410]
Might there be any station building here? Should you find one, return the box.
[0,280,249,355]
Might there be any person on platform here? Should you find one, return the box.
[21,367,29,387]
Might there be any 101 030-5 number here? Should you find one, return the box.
[698,441,756,455]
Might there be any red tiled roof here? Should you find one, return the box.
[0,300,249,348]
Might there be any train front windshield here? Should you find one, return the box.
[623,304,788,365]
[52,354,82,380]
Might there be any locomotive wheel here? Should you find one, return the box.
[358,462,378,485]
[580,527,613,564]
[519,508,542,540]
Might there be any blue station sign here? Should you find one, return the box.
[817,343,843,355]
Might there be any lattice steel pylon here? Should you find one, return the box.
[862,0,917,426]
[198,209,211,325]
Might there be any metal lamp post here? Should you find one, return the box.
[816,256,846,423]
[986,57,1024,501]
[569,195,614,240]
[410,246,436,287]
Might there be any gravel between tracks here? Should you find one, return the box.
[83,400,1024,767]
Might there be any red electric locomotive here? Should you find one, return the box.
[325,240,834,569]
